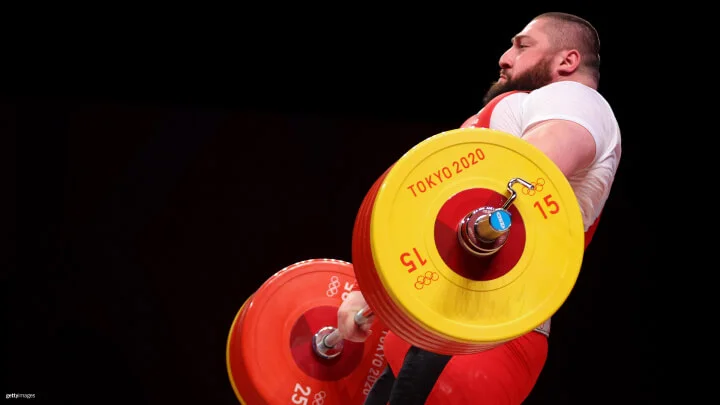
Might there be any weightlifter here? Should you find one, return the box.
[337,12,622,405]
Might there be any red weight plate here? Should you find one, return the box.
[352,167,448,352]
[226,259,390,405]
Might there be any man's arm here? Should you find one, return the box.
[521,119,596,178]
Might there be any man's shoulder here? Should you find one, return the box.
[528,81,604,100]
[525,81,613,115]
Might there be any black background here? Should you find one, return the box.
[9,5,679,405]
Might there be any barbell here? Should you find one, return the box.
[226,127,585,404]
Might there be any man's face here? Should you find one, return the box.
[482,19,557,105]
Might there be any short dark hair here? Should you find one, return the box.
[535,12,601,82]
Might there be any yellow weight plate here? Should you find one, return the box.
[369,128,584,344]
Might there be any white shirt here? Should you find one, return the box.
[476,81,623,337]
[486,81,622,231]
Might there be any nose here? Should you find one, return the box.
[498,48,513,70]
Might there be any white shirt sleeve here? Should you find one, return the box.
[520,81,618,163]
[488,92,528,138]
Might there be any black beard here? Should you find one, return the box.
[482,58,554,106]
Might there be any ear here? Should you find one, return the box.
[557,49,581,75]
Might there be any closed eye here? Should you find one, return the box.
[511,34,532,49]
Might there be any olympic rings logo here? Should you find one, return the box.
[414,271,439,290]
[326,276,340,297]
[312,391,327,405]
[521,178,545,196]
